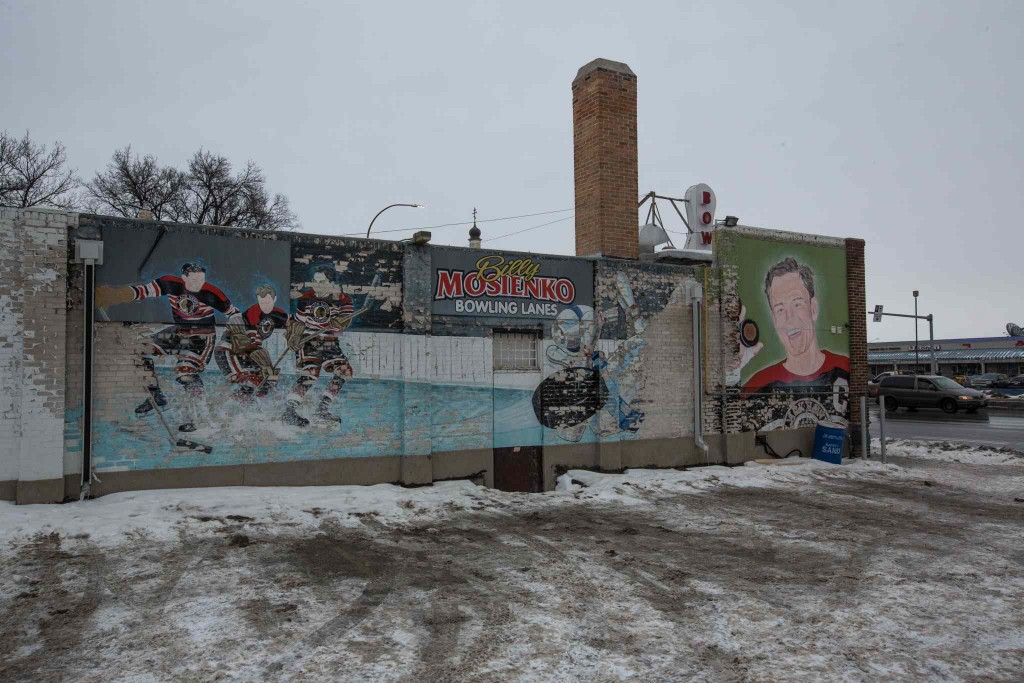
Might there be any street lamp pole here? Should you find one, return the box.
[913,290,920,372]
[366,203,424,239]
[928,314,936,374]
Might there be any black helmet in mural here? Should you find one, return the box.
[181,262,207,276]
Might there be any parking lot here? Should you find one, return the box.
[3,445,1022,682]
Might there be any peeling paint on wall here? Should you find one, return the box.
[75,219,705,472]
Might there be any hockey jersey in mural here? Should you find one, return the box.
[742,350,850,395]
[241,304,289,343]
[131,276,239,329]
[293,288,355,333]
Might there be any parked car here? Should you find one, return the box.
[879,374,987,414]
[868,371,904,398]
[991,375,1024,388]
[965,373,1008,388]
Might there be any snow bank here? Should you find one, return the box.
[1,442,1002,547]
[877,438,1024,465]
[0,480,507,546]
[558,456,895,504]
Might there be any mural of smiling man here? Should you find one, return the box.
[743,257,850,394]
[725,234,851,430]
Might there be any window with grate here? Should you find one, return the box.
[493,331,540,371]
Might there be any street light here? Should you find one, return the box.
[913,290,920,372]
[366,203,425,238]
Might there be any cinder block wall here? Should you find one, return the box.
[2,210,868,502]
[58,215,715,496]
[0,209,74,503]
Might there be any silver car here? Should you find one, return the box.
[880,374,987,414]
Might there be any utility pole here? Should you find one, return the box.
[928,314,936,374]
[913,290,920,372]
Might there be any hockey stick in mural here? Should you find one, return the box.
[100,304,212,452]
[144,384,214,454]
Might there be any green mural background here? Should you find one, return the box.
[731,235,850,385]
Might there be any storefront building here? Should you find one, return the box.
[0,59,869,503]
[868,336,1024,378]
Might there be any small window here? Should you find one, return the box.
[493,331,540,371]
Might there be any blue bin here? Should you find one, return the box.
[812,424,846,464]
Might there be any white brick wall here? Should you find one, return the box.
[0,208,73,489]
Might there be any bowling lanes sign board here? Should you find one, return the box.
[431,247,593,318]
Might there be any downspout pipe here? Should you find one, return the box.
[686,281,709,462]
[74,239,104,499]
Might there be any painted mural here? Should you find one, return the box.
[87,229,688,472]
[725,235,850,431]
[533,273,647,442]
[92,236,405,463]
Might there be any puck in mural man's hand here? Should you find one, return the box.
[727,304,764,386]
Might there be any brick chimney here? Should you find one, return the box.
[572,58,638,259]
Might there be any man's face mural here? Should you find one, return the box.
[768,271,819,358]
[257,291,277,314]
[311,271,335,297]
[183,269,206,292]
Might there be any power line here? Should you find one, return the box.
[342,207,574,237]
[484,214,574,243]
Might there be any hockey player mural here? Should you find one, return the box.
[213,284,288,402]
[87,225,408,465]
[281,267,362,427]
[533,273,647,442]
[96,263,242,433]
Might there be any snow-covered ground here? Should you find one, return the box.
[879,437,1024,465]
[2,443,1022,682]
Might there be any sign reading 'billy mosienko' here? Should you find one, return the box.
[431,248,593,318]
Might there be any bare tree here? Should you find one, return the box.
[175,150,297,231]
[0,131,79,209]
[83,146,298,231]
[82,146,183,220]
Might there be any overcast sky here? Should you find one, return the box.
[1,0,1021,340]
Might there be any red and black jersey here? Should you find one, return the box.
[293,288,354,333]
[242,304,289,342]
[743,350,850,396]
[131,276,239,328]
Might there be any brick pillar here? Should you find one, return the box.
[845,238,868,457]
[572,58,638,260]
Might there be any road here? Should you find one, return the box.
[869,405,1024,449]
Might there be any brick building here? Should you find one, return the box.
[0,59,868,503]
